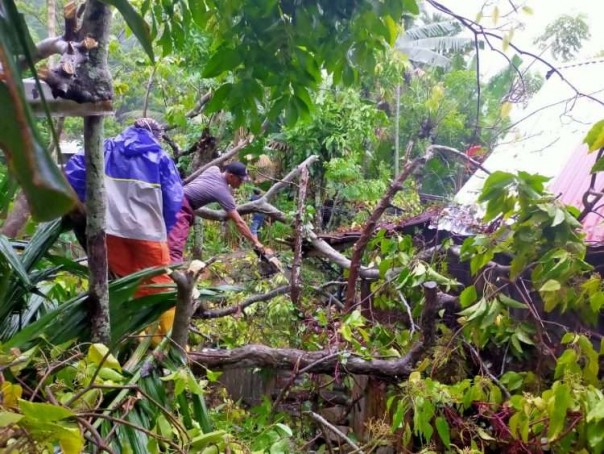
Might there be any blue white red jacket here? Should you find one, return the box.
[65,126,183,242]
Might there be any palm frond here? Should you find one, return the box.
[6,265,223,349]
[0,234,31,286]
[399,36,473,53]
[401,20,460,41]
[397,47,452,68]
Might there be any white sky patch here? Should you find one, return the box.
[431,2,604,206]
[432,0,604,76]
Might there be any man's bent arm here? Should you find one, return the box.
[227,209,267,252]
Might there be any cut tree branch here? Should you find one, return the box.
[196,285,290,319]
[189,343,424,379]
[344,148,433,309]
[291,165,309,305]
[170,260,209,350]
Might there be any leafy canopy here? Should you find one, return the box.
[139,0,419,128]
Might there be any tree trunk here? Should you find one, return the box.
[84,116,110,344]
[47,0,56,66]
[0,192,30,238]
[80,0,112,343]
[67,0,113,103]
[291,166,309,305]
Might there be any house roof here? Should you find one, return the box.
[456,58,604,204]
[455,58,604,242]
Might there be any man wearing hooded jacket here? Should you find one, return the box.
[65,118,183,338]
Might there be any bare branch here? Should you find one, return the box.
[184,137,254,184]
[426,0,604,107]
[189,343,424,379]
[345,149,432,309]
[305,411,365,454]
[197,285,290,319]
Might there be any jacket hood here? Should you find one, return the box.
[110,126,162,157]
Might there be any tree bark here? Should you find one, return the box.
[291,166,309,305]
[47,0,113,103]
[189,343,424,380]
[171,261,208,350]
[79,0,112,344]
[344,153,430,310]
[84,115,109,344]
[0,192,30,238]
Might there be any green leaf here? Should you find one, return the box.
[435,416,450,447]
[587,399,604,422]
[539,279,561,292]
[402,0,420,15]
[548,382,571,440]
[514,329,534,346]
[0,63,76,220]
[0,235,31,286]
[0,411,23,427]
[555,349,579,379]
[383,15,399,46]
[100,0,154,62]
[477,427,495,441]
[202,48,241,78]
[591,157,604,173]
[584,120,604,152]
[499,294,527,309]
[204,83,233,114]
[460,286,477,308]
[274,423,293,437]
[391,399,406,430]
[500,371,524,391]
[552,208,566,227]
[19,400,74,422]
[87,343,122,371]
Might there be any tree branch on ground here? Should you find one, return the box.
[305,411,365,454]
[344,148,433,309]
[189,279,441,378]
[196,285,290,319]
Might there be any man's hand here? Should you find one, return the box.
[254,244,274,257]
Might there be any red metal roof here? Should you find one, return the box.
[548,143,604,243]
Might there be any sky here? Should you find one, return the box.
[433,0,604,76]
[449,1,604,206]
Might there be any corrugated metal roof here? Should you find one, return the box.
[549,144,604,243]
[456,58,604,242]
[457,58,604,205]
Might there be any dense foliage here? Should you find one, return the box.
[0,0,602,453]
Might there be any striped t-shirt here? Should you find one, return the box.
[184,166,237,212]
